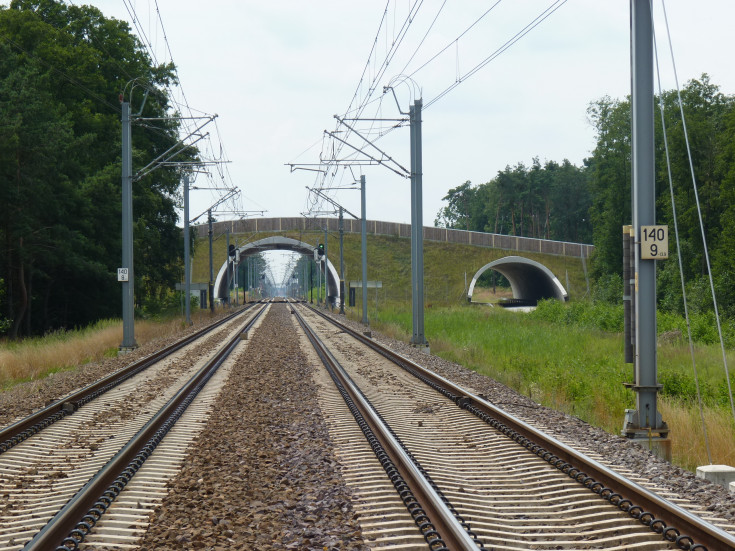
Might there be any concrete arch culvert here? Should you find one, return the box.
[213,236,341,305]
[467,256,568,304]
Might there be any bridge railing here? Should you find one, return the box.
[195,217,593,258]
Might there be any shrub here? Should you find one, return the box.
[690,311,719,344]
[533,295,735,348]
[530,299,567,324]
[138,289,185,319]
[531,299,623,333]
[660,371,699,402]
[658,310,686,334]
[716,375,735,408]
[592,273,623,304]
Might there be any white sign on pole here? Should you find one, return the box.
[117,268,129,282]
[640,225,669,260]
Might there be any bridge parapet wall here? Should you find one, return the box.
[195,217,593,258]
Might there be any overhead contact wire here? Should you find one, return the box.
[405,0,502,79]
[323,0,424,191]
[425,0,568,109]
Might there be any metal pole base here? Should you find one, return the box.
[411,342,431,354]
[622,408,671,461]
[118,345,139,356]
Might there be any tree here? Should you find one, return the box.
[548,159,592,243]
[0,39,76,336]
[708,81,735,317]
[434,181,474,230]
[585,76,735,315]
[0,278,10,334]
[434,159,591,243]
[0,0,193,337]
[585,95,632,276]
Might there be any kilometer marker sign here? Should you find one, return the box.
[640,225,668,260]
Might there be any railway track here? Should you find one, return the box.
[0,303,257,457]
[293,303,735,551]
[1,300,733,550]
[0,302,268,550]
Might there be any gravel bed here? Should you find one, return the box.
[325,308,735,527]
[136,304,368,551]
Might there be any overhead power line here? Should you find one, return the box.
[294,1,571,221]
[404,0,503,80]
[425,0,568,109]
[118,0,245,218]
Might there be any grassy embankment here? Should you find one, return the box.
[191,230,591,305]
[0,311,217,390]
[358,300,735,472]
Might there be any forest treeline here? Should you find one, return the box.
[435,74,735,319]
[0,0,193,338]
[434,158,592,244]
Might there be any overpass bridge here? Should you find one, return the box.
[192,217,593,307]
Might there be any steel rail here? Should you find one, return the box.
[292,306,482,551]
[306,305,735,551]
[0,304,256,455]
[21,303,268,551]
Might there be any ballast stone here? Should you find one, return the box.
[696,464,735,490]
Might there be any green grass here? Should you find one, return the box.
[530,299,735,408]
[364,300,735,470]
[373,303,633,428]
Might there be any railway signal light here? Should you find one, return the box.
[317,243,325,256]
[228,244,236,257]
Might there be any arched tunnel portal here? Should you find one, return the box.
[468,256,568,304]
[213,236,341,304]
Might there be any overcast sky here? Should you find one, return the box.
[80,1,734,281]
[85,1,735,224]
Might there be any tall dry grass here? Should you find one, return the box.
[659,399,735,470]
[0,311,216,388]
[0,322,121,384]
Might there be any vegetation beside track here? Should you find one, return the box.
[0,310,220,390]
[353,300,735,472]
